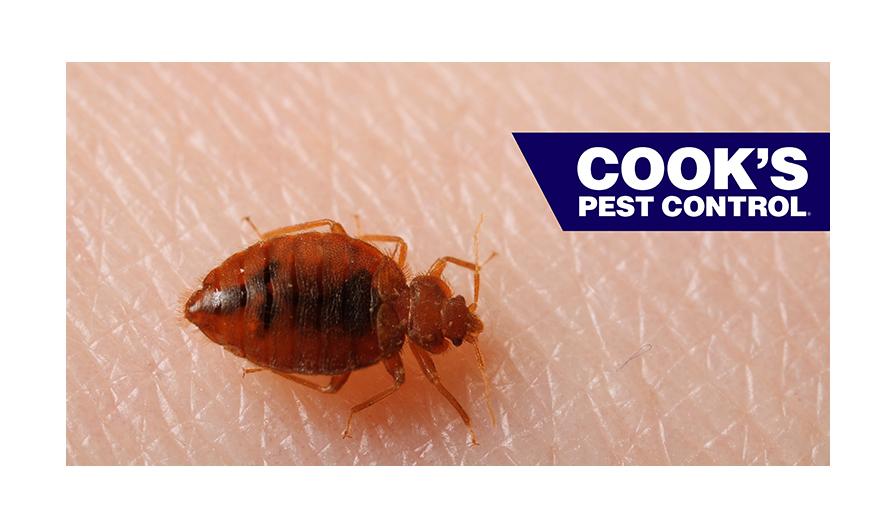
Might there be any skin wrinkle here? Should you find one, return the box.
[67,63,828,465]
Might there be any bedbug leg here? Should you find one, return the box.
[243,368,351,394]
[359,235,408,267]
[427,253,496,310]
[426,216,496,310]
[277,372,351,394]
[342,354,405,439]
[409,342,479,446]
[428,256,479,303]
[244,218,349,241]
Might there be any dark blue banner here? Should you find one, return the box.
[514,132,830,231]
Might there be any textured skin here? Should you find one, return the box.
[66,63,829,465]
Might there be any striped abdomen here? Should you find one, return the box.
[185,232,408,375]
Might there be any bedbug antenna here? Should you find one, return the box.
[472,339,496,426]
[469,214,496,425]
[473,214,483,306]
[469,214,497,312]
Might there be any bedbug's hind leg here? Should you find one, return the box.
[409,342,478,446]
[342,354,405,439]
[359,235,408,267]
[243,368,351,394]
[241,217,348,241]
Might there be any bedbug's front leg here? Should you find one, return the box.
[409,342,478,446]
[426,216,496,311]
[427,254,495,311]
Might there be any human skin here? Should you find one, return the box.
[66,63,829,465]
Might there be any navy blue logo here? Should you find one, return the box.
[514,132,830,231]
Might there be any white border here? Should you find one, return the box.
[5,0,888,525]
[56,1,831,61]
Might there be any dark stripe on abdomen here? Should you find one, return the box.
[340,270,378,335]
[287,268,377,336]
[259,262,277,330]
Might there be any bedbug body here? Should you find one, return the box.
[184,218,492,444]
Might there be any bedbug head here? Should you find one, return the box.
[406,275,453,354]
[406,275,485,353]
[442,294,483,347]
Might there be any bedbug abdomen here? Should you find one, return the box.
[185,232,409,375]
[184,261,251,351]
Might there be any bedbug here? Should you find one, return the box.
[183,217,495,445]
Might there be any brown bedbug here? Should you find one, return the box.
[183,217,495,445]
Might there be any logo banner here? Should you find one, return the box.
[514,132,830,231]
